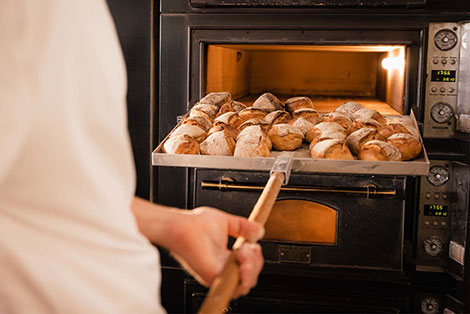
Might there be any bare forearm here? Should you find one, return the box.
[130,196,189,250]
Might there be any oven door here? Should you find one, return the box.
[194,169,406,272]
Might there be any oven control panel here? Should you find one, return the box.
[424,23,461,139]
[416,160,452,272]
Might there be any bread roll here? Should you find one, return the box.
[200,131,236,156]
[310,139,354,160]
[352,108,387,125]
[231,100,247,112]
[237,125,272,150]
[214,112,243,128]
[252,92,284,113]
[291,108,321,124]
[285,96,314,113]
[290,117,315,137]
[305,122,346,144]
[358,140,401,161]
[199,92,231,108]
[171,124,207,143]
[183,115,212,132]
[347,117,383,134]
[216,102,234,117]
[264,110,291,126]
[163,134,200,155]
[321,112,352,129]
[189,103,219,120]
[335,101,363,117]
[268,124,304,151]
[238,118,270,131]
[387,133,422,161]
[208,123,240,140]
[346,127,383,155]
[234,136,271,157]
[238,107,267,121]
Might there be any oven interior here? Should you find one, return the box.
[205,44,406,114]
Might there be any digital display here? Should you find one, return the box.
[431,70,456,82]
[424,204,448,217]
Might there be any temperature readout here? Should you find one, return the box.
[424,204,448,217]
[431,70,456,82]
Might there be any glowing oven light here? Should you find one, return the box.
[382,56,405,71]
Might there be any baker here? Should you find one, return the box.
[0,1,264,313]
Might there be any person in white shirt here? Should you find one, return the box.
[0,1,264,313]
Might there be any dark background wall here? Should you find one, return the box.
[107,0,153,200]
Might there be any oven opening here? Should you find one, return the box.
[263,199,337,245]
[205,44,407,115]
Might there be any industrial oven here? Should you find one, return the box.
[152,1,470,312]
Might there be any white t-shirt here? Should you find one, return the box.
[0,1,163,313]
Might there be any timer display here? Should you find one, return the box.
[431,70,456,82]
[424,204,448,217]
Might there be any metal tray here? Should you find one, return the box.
[152,111,429,176]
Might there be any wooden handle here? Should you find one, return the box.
[198,172,285,314]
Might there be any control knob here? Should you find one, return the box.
[421,297,440,314]
[434,29,458,51]
[430,102,454,124]
[424,236,444,257]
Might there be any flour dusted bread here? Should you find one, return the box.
[352,108,387,125]
[335,101,363,117]
[292,108,321,124]
[208,123,240,140]
[238,118,270,131]
[346,128,384,155]
[171,124,207,143]
[238,107,267,121]
[268,124,304,151]
[285,96,314,113]
[358,140,401,161]
[290,117,316,137]
[216,102,234,117]
[214,112,243,128]
[252,92,284,113]
[163,135,200,155]
[200,131,236,156]
[189,103,219,120]
[231,100,247,112]
[306,122,346,144]
[199,92,231,108]
[264,110,291,126]
[310,139,354,160]
[347,117,384,134]
[322,112,353,129]
[183,115,212,132]
[237,125,272,150]
[234,136,271,157]
[387,133,422,161]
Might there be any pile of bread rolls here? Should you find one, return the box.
[163,92,422,161]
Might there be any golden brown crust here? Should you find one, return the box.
[237,125,272,150]
[285,96,314,113]
[321,112,353,129]
[200,131,236,156]
[234,136,271,157]
[163,135,200,155]
[309,139,353,160]
[291,108,321,124]
[352,108,387,126]
[183,115,212,132]
[171,124,207,143]
[252,92,284,113]
[231,100,247,112]
[216,102,234,117]
[378,124,412,139]
[208,123,240,140]
[387,133,422,161]
[238,118,270,131]
[214,112,243,128]
[268,124,304,151]
[264,110,291,126]
[238,108,268,121]
[199,92,232,108]
[346,128,384,155]
[347,118,383,135]
[305,122,346,144]
[358,140,401,161]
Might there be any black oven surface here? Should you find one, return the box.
[194,169,406,272]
